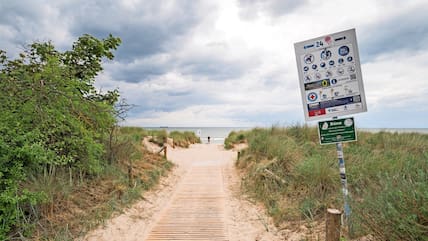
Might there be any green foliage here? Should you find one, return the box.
[0,34,121,238]
[27,127,173,239]
[148,130,168,146]
[236,126,428,240]
[347,132,428,240]
[169,131,201,148]
[106,126,146,166]
[224,130,247,149]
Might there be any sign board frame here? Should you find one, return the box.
[318,117,357,145]
[294,29,367,121]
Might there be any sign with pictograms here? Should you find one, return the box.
[294,29,367,121]
[318,117,357,145]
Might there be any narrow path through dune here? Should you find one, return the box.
[84,144,284,241]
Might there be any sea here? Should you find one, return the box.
[143,127,428,145]
[144,127,252,144]
[358,128,428,134]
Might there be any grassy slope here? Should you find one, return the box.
[169,131,201,148]
[21,127,174,240]
[230,126,428,240]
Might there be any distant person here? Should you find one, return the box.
[208,136,210,144]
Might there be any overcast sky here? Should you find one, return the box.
[1,0,427,128]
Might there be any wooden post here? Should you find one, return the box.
[128,162,133,187]
[237,151,240,160]
[164,145,167,159]
[326,208,342,241]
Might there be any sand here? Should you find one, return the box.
[83,143,292,241]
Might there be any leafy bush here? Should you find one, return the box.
[0,35,121,238]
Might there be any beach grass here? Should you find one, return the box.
[169,131,201,147]
[228,126,428,240]
[22,126,174,240]
[224,130,248,149]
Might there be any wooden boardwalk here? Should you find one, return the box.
[145,164,228,241]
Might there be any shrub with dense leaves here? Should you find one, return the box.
[0,35,121,239]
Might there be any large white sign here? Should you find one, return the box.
[294,29,367,121]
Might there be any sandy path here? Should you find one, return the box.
[84,144,284,241]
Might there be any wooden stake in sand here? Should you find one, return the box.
[326,208,342,241]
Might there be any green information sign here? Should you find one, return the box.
[318,117,357,145]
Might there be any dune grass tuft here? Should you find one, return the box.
[228,126,428,240]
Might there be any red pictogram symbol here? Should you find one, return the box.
[307,92,318,102]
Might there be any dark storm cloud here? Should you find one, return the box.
[108,56,251,83]
[180,58,250,81]
[0,1,61,54]
[65,0,205,62]
[238,0,306,19]
[111,54,257,83]
[167,90,192,97]
[109,58,170,83]
[0,1,42,26]
[0,0,207,61]
[126,88,218,116]
[109,41,261,83]
[360,8,428,62]
[73,23,169,60]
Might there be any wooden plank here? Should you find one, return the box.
[145,166,228,241]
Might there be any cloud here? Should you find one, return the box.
[96,71,222,114]
[105,53,174,83]
[238,0,306,19]
[0,1,72,55]
[362,49,428,110]
[359,6,428,61]
[65,0,214,62]
[122,102,296,127]
[1,0,428,128]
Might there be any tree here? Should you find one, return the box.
[0,34,121,238]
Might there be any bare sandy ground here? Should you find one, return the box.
[83,143,307,241]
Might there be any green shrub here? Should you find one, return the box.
[0,35,121,238]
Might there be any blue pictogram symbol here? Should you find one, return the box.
[303,66,309,71]
[320,49,332,60]
[312,64,317,70]
[304,54,315,64]
[304,44,315,49]
[338,45,350,56]
[320,62,326,68]
[307,92,318,102]
[331,79,337,84]
[338,58,344,64]
[347,56,353,62]
[329,60,335,66]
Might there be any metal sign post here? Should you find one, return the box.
[294,29,367,236]
[336,142,350,218]
[333,117,351,228]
